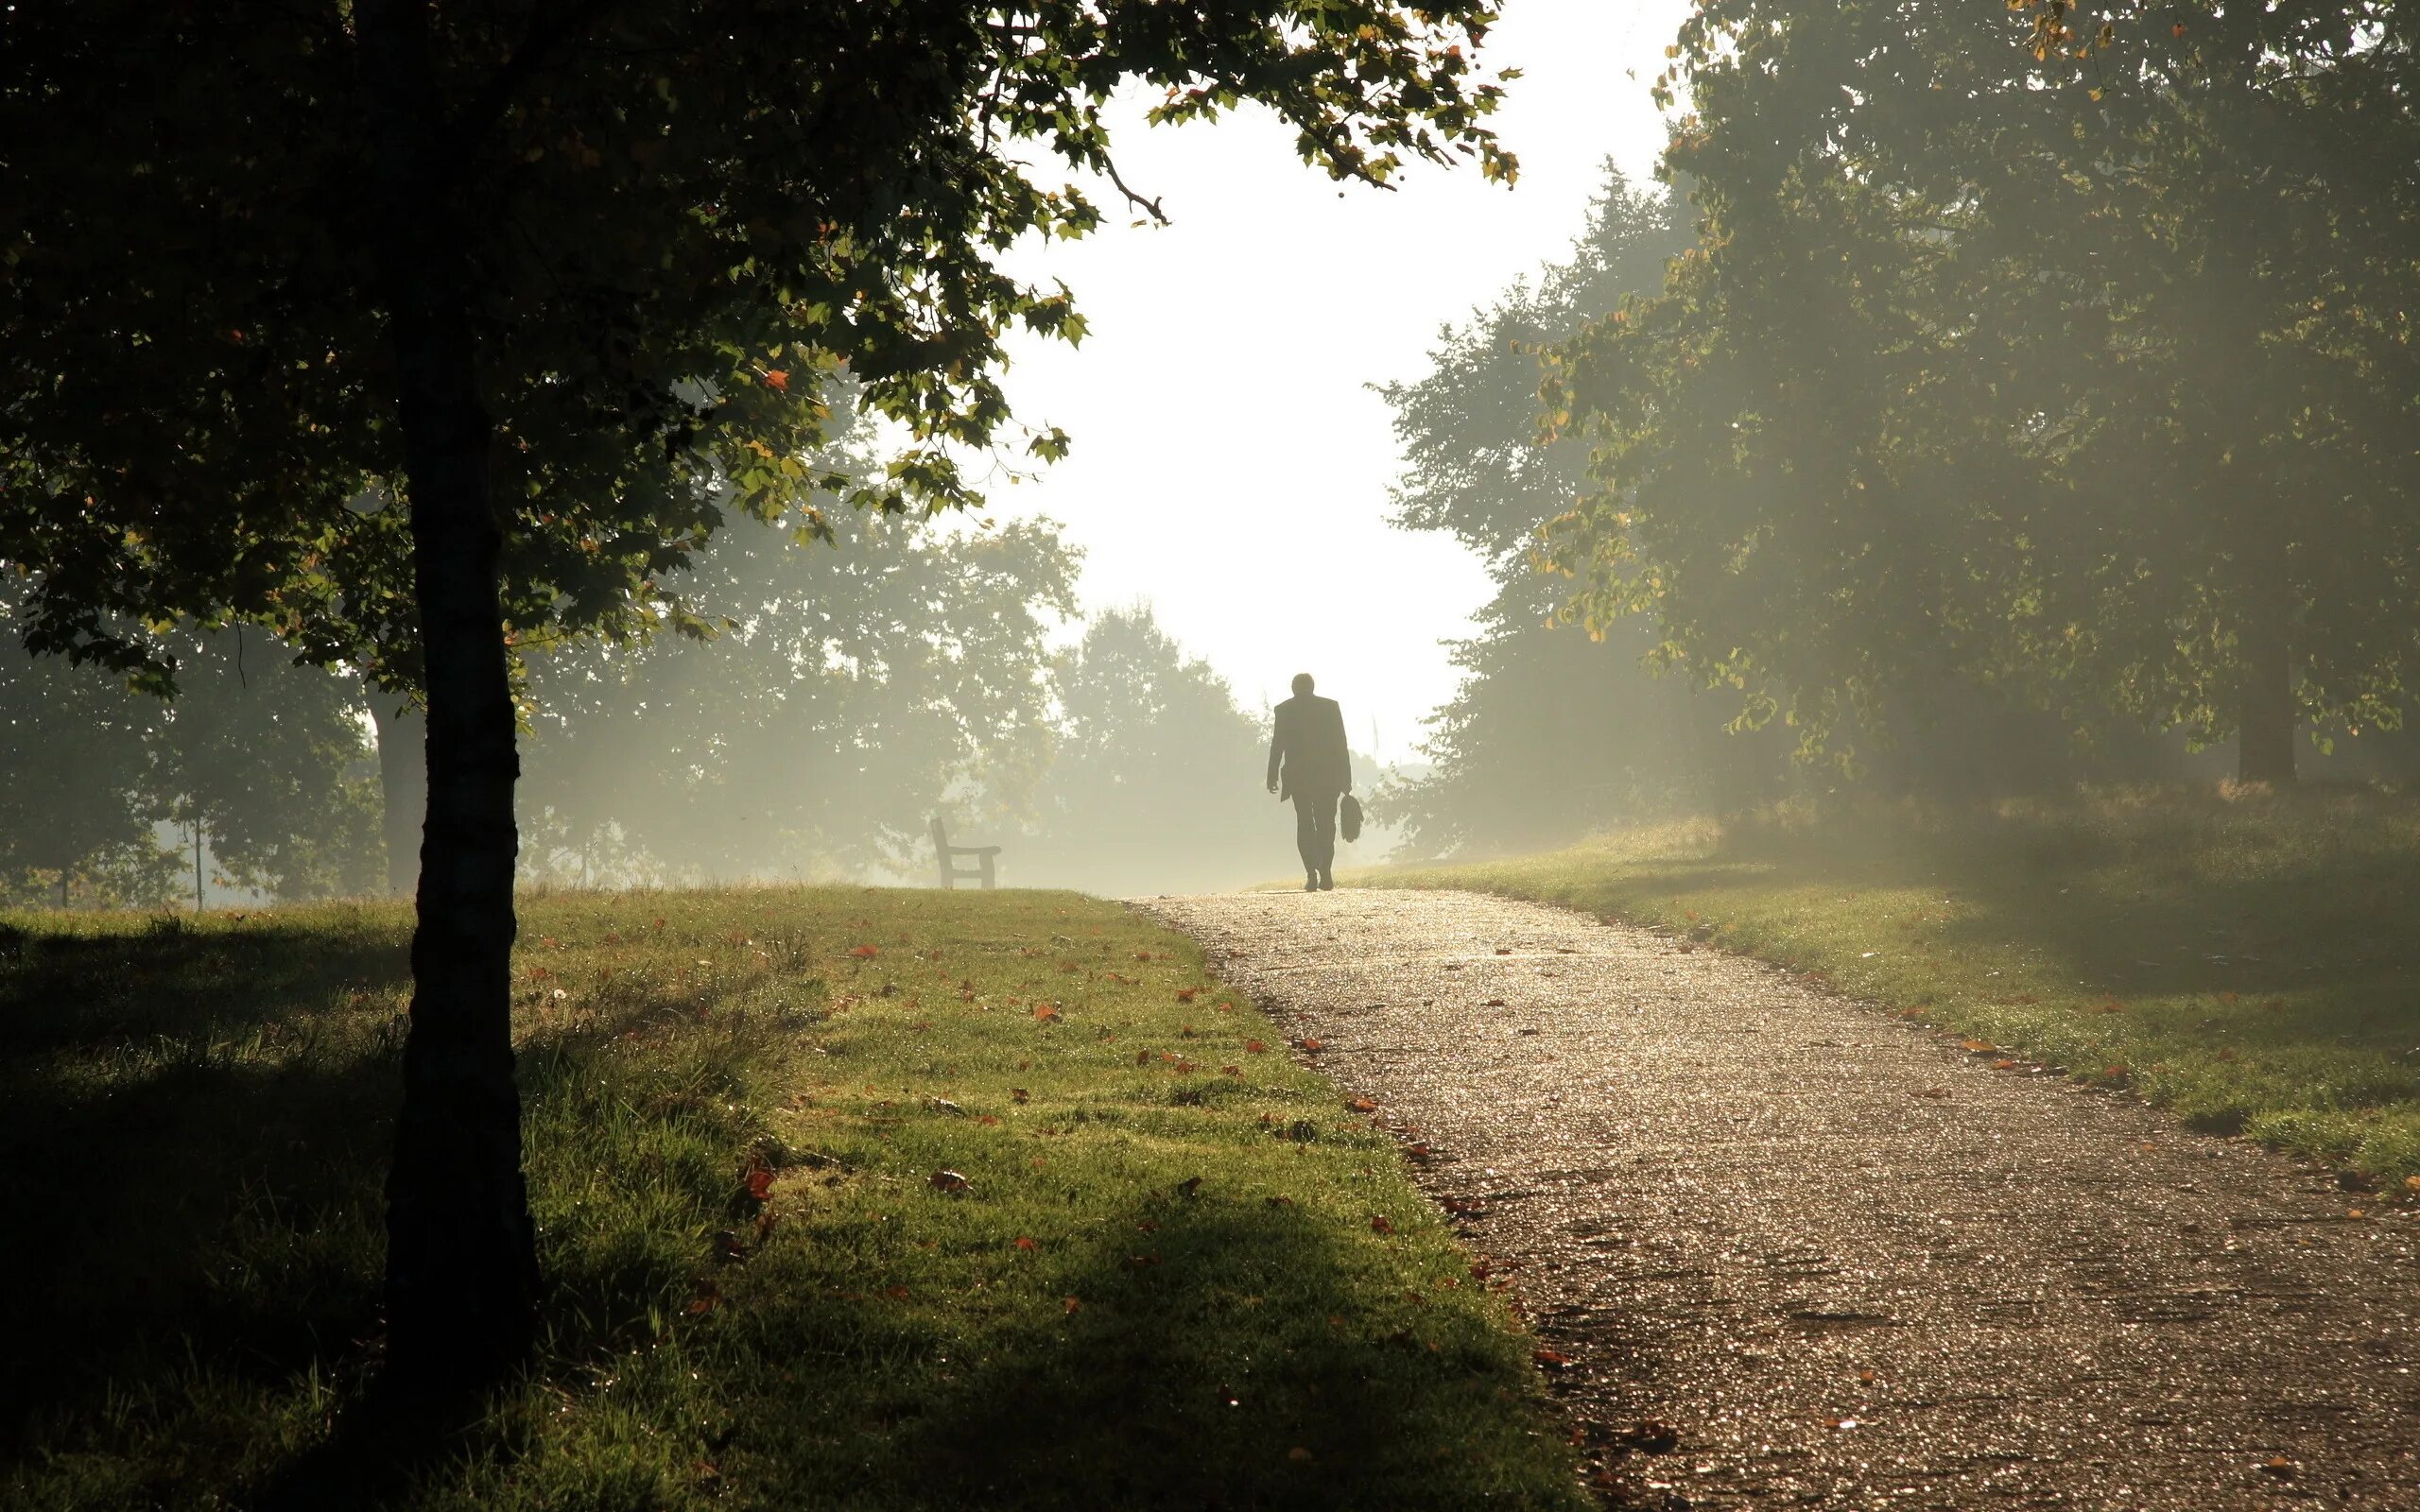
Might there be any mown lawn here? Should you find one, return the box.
[1369,785,2420,1189]
[0,887,1586,1511]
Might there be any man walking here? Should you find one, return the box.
[1267,672,1351,891]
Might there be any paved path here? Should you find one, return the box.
[1138,889,2420,1511]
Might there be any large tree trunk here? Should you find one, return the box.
[367,696,427,898]
[359,0,538,1388]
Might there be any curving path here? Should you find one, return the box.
[1137,888,2420,1511]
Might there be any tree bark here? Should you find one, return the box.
[367,695,427,898]
[359,0,538,1388]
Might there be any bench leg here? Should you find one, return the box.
[937,859,954,890]
[979,854,995,890]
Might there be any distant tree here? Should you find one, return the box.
[1374,169,1742,850]
[1016,606,1282,895]
[147,633,386,902]
[0,600,174,908]
[1,0,1513,1383]
[519,511,1077,883]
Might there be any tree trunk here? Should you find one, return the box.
[368,696,427,898]
[359,0,538,1388]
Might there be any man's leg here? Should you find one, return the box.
[1312,792,1340,887]
[1293,795,1321,888]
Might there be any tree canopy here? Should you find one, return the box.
[1541,0,2420,782]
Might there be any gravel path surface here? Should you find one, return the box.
[1137,888,2420,1511]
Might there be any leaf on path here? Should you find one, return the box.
[1532,1348,1574,1369]
[1912,1086,1950,1099]
[1346,1097,1378,1113]
[1482,997,1507,1007]
[1962,1040,1996,1054]
[1495,947,1512,955]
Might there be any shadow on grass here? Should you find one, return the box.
[727,1194,1532,1510]
[0,912,760,1476]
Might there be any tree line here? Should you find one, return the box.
[7,517,1290,905]
[1380,1,2420,851]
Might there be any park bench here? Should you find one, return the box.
[929,816,1001,890]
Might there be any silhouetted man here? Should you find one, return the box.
[1267,672,1351,892]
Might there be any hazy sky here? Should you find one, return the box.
[992,0,1691,761]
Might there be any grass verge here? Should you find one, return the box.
[1,887,1585,1511]
[1367,785,2420,1190]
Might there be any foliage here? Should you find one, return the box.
[1,888,1586,1510]
[1542,0,2420,781]
[1373,785,2420,1185]
[0,0,1517,690]
[517,508,1079,885]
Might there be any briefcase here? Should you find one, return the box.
[1340,793,1363,844]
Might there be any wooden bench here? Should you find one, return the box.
[930,816,1000,890]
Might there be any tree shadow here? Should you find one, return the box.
[728,1195,1548,1510]
[0,913,740,1461]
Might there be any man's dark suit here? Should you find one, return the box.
[1267,694,1351,881]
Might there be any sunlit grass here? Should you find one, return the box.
[0,888,1584,1510]
[1366,784,2420,1188]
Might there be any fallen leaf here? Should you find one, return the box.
[1177,1176,1203,1197]
[1175,987,1200,1002]
[928,1169,971,1194]
[849,944,878,959]
[1011,1087,1030,1103]
[1371,1214,1395,1234]
[1533,1348,1575,1369]
[1912,1086,1950,1100]
[1063,1297,1081,1314]
[1031,1004,1062,1022]
[1244,1040,1269,1053]
[744,1164,774,1202]
[1014,1235,1037,1250]
[1287,1447,1314,1464]
[1346,1097,1378,1113]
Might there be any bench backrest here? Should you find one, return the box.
[930,816,949,851]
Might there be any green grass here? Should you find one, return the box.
[0,887,1586,1511]
[1368,785,2420,1190]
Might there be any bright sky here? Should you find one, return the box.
[992,0,1691,761]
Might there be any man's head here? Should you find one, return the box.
[1291,672,1315,697]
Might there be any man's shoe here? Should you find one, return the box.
[1318,872,1335,891]
[1305,875,1320,892]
